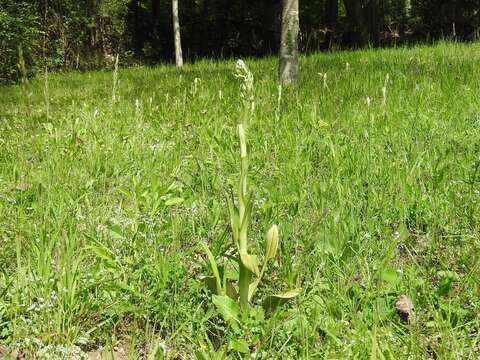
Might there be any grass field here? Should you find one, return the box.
[1,41,480,359]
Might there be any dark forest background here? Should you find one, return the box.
[1,0,480,83]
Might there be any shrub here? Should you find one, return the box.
[0,0,40,84]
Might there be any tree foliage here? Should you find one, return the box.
[0,0,40,83]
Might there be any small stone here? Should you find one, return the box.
[395,294,415,323]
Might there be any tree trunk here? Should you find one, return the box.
[279,0,299,86]
[172,0,183,66]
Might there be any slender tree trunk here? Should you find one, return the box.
[279,0,299,85]
[172,0,183,66]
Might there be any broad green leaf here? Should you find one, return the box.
[195,349,226,360]
[201,276,218,294]
[380,267,401,286]
[248,278,260,302]
[272,289,302,299]
[263,288,301,313]
[397,223,410,242]
[194,351,208,360]
[101,280,134,293]
[438,278,454,297]
[437,271,459,297]
[166,182,178,193]
[117,187,133,198]
[229,339,249,353]
[226,280,239,300]
[240,253,259,276]
[266,224,279,259]
[108,224,123,239]
[165,197,184,206]
[200,305,215,323]
[199,242,223,295]
[88,242,121,273]
[212,294,240,322]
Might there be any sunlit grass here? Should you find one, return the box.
[0,41,479,358]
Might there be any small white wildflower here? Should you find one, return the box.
[191,77,201,95]
[76,336,89,346]
[382,73,390,106]
[317,73,328,88]
[57,345,69,355]
[27,303,38,312]
[36,345,51,357]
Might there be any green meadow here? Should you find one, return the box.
[0,41,479,358]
